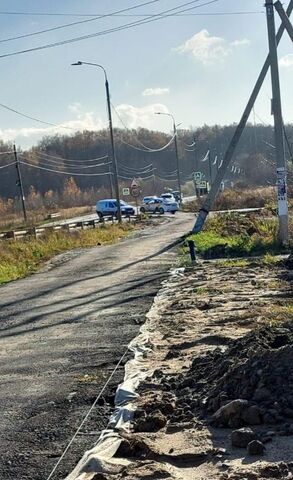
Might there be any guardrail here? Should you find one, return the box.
[0,215,135,241]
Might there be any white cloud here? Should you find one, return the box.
[0,110,105,147]
[142,87,170,96]
[279,54,293,68]
[175,29,250,65]
[114,103,169,129]
[0,103,171,147]
[68,102,83,113]
[230,38,250,47]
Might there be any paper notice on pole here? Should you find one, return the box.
[276,167,288,216]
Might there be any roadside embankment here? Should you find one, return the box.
[108,256,293,480]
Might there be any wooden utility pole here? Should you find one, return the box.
[265,0,289,243]
[192,0,293,234]
[13,144,27,223]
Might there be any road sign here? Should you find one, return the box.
[193,171,202,181]
[196,180,207,189]
[131,178,140,188]
[122,187,130,196]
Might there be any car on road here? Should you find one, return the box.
[160,192,176,202]
[143,195,159,204]
[171,190,183,202]
[96,199,135,220]
[140,198,179,215]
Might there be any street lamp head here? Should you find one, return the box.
[71,61,83,66]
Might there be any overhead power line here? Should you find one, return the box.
[19,160,112,176]
[0,161,16,169]
[34,151,109,164]
[119,133,176,152]
[22,157,112,170]
[0,102,74,130]
[0,0,161,45]
[0,0,219,59]
[0,10,264,17]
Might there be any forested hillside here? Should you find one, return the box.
[0,123,292,206]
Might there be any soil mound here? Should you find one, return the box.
[160,323,293,428]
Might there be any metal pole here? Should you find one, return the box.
[173,121,182,202]
[208,150,212,190]
[105,78,122,223]
[108,161,114,198]
[192,0,293,233]
[13,144,27,223]
[193,133,199,198]
[274,1,293,42]
[266,0,289,243]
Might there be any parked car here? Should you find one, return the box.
[140,198,178,215]
[160,192,176,202]
[171,190,183,202]
[143,195,159,204]
[96,199,135,219]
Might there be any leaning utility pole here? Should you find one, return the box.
[265,0,289,243]
[192,0,293,234]
[105,78,122,223]
[13,144,27,223]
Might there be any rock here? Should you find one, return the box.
[247,440,265,455]
[253,387,271,402]
[241,405,262,425]
[212,399,249,426]
[231,427,257,448]
[135,411,167,432]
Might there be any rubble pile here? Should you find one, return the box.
[159,323,293,429]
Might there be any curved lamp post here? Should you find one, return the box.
[72,61,121,223]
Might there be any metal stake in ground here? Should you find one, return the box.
[13,144,27,223]
[265,0,289,243]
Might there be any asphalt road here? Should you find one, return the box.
[0,212,194,480]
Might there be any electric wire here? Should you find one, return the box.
[35,151,109,163]
[45,349,129,480]
[118,173,155,180]
[119,132,176,153]
[0,0,161,45]
[19,160,112,176]
[118,162,153,172]
[0,0,220,59]
[0,161,16,169]
[0,10,264,17]
[254,110,293,163]
[0,150,14,155]
[112,102,171,152]
[0,102,75,130]
[22,158,112,170]
[119,165,154,175]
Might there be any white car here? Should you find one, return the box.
[140,198,179,215]
[160,192,176,202]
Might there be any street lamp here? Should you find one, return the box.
[71,61,121,223]
[155,111,182,202]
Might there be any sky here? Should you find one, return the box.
[0,0,292,148]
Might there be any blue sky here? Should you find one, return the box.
[0,0,292,148]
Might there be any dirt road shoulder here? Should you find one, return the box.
[108,258,293,480]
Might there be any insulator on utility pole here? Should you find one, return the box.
[192,0,293,234]
[265,0,289,243]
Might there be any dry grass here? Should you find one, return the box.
[0,205,95,231]
[0,223,132,284]
[183,186,293,213]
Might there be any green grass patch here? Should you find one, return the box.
[191,214,287,258]
[0,224,132,285]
